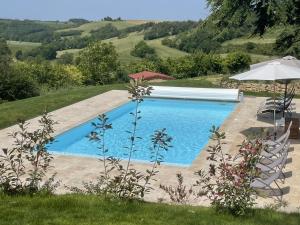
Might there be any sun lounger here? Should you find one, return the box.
[251,161,285,196]
[261,141,290,159]
[257,147,288,175]
[257,92,295,116]
[263,121,292,147]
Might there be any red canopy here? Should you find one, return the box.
[128,71,175,81]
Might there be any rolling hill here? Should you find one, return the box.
[56,20,151,37]
[3,19,285,65]
[57,32,188,64]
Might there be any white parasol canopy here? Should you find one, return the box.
[231,61,300,81]
[251,56,300,70]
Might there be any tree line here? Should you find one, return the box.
[0,37,251,102]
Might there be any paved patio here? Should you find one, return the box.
[0,90,299,212]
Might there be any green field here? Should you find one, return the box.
[57,32,188,64]
[1,195,299,225]
[57,20,150,37]
[7,40,41,55]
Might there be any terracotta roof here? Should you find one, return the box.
[128,71,175,80]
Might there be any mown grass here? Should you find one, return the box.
[0,194,299,225]
[0,84,125,129]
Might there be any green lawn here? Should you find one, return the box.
[0,84,125,129]
[0,195,298,225]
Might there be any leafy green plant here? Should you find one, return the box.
[225,52,251,74]
[160,173,194,204]
[0,112,60,195]
[78,41,120,85]
[195,126,262,216]
[130,41,156,59]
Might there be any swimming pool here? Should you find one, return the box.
[48,98,236,166]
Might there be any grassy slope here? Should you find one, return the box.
[221,26,285,47]
[220,53,278,64]
[57,32,188,64]
[0,195,299,225]
[57,20,149,37]
[7,41,41,55]
[104,33,187,63]
[0,84,125,129]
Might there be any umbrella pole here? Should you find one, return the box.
[273,81,277,134]
[283,80,288,118]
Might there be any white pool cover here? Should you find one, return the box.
[150,86,241,102]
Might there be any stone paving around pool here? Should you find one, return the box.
[0,90,299,212]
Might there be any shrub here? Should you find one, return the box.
[131,41,156,59]
[0,70,40,101]
[160,126,263,216]
[0,112,60,195]
[195,126,262,215]
[78,41,120,85]
[12,62,83,90]
[225,52,251,74]
[161,53,224,79]
[58,52,74,65]
[125,59,159,74]
[160,173,194,204]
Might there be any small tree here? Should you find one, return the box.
[225,52,251,74]
[131,41,156,59]
[78,41,120,85]
[195,126,261,215]
[0,112,59,195]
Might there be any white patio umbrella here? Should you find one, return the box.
[230,61,300,129]
[251,56,300,116]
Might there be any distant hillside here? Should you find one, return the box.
[1,17,294,65]
[57,32,187,64]
[57,20,151,37]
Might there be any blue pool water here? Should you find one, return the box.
[48,98,236,166]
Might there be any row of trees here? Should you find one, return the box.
[0,19,87,43]
[0,39,84,101]
[127,51,251,79]
[0,37,251,101]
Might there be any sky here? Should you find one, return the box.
[0,0,210,21]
